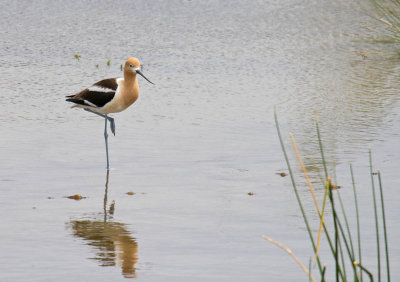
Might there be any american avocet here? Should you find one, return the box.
[66,57,154,169]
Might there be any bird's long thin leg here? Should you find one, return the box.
[108,117,115,136]
[85,109,116,135]
[104,117,110,170]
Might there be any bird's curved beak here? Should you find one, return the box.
[136,69,154,85]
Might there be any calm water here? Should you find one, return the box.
[1,0,399,281]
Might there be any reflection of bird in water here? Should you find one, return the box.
[69,220,138,278]
[68,170,138,279]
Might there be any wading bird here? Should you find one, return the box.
[66,57,154,170]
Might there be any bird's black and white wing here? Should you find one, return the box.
[66,78,119,108]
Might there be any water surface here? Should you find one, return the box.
[0,0,399,281]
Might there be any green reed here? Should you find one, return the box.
[377,170,391,281]
[350,164,363,281]
[273,108,323,274]
[270,110,391,281]
[369,150,380,281]
[370,0,400,43]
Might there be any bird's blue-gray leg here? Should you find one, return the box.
[104,117,110,170]
[109,117,115,136]
[84,109,116,135]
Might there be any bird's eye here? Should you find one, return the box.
[129,64,133,68]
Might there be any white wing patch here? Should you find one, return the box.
[84,100,98,107]
[88,85,114,93]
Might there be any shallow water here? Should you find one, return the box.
[0,0,399,281]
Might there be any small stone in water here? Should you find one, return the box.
[67,194,84,200]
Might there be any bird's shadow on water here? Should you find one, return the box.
[67,170,139,279]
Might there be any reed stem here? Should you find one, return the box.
[274,109,323,274]
[314,113,328,180]
[262,235,317,282]
[337,190,355,256]
[321,264,326,282]
[335,205,359,281]
[350,164,363,282]
[338,237,347,281]
[369,149,380,281]
[314,115,341,281]
[272,111,389,282]
[354,261,374,282]
[377,170,390,281]
[337,189,358,281]
[327,179,339,282]
[289,134,324,264]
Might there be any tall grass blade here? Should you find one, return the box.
[313,167,338,273]
[274,109,323,274]
[321,264,326,282]
[333,167,356,263]
[335,205,359,281]
[355,261,374,282]
[337,190,355,258]
[315,114,344,280]
[327,178,340,282]
[377,170,390,281]
[289,133,321,212]
[274,111,388,282]
[289,134,324,264]
[369,149,380,281]
[262,235,317,282]
[318,179,345,280]
[314,113,328,180]
[333,168,357,281]
[350,164,363,282]
[338,238,347,280]
[314,115,341,280]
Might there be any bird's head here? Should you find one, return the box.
[125,57,154,84]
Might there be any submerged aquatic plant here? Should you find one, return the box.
[263,109,391,281]
[74,53,81,61]
[370,0,400,43]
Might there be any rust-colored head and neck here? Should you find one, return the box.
[124,57,154,85]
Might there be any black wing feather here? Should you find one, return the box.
[66,78,118,108]
[93,78,118,90]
